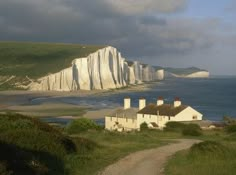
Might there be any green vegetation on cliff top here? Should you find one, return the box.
[0,42,104,78]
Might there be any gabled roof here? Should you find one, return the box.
[108,108,138,119]
[138,103,188,116]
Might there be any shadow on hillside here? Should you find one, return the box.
[0,141,65,175]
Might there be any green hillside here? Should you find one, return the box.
[0,42,104,90]
[0,113,97,175]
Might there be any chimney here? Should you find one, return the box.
[124,97,131,109]
[174,97,181,107]
[139,98,146,110]
[157,96,164,106]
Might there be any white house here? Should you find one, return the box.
[105,97,202,131]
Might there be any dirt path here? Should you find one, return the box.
[99,139,200,175]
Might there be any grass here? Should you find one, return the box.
[66,130,182,175]
[0,41,104,90]
[0,113,97,175]
[3,112,236,175]
[0,113,183,175]
[165,130,236,175]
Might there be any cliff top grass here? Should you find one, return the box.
[0,41,104,79]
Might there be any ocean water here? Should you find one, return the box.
[32,77,236,122]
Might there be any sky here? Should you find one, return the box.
[0,0,236,75]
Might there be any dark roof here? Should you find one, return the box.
[138,103,188,116]
[109,108,138,119]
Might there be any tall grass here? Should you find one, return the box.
[0,113,97,175]
[165,140,236,175]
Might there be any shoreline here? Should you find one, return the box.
[0,82,159,119]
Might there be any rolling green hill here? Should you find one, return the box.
[0,42,104,90]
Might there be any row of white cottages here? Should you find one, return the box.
[105,97,202,131]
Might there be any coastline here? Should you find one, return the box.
[0,82,158,119]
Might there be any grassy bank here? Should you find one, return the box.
[165,128,236,175]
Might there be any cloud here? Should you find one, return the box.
[0,0,235,74]
[102,0,187,15]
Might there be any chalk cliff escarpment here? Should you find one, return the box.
[184,71,210,78]
[29,46,157,91]
[164,70,210,78]
[156,69,164,80]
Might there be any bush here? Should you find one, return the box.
[182,124,202,136]
[0,113,79,175]
[164,122,186,132]
[0,162,12,175]
[140,122,148,131]
[225,124,236,133]
[66,118,99,134]
[189,141,228,156]
[73,137,98,154]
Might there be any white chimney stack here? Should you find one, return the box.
[139,98,146,110]
[174,97,181,107]
[124,97,131,109]
[157,97,164,106]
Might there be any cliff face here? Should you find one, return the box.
[185,71,210,78]
[164,71,210,78]
[156,69,164,80]
[29,46,156,91]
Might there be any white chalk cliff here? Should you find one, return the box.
[165,71,210,78]
[29,46,157,91]
[156,69,164,80]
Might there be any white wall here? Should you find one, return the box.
[105,116,137,131]
[172,107,202,121]
[137,114,170,129]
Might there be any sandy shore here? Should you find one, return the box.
[0,82,158,119]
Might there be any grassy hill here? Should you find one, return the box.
[0,113,98,175]
[0,42,104,90]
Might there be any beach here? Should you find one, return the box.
[0,82,156,120]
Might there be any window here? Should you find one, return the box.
[110,117,112,121]
[168,116,171,120]
[126,118,128,122]
[193,115,197,120]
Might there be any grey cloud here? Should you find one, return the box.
[0,0,235,74]
[103,0,187,15]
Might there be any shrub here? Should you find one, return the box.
[164,122,186,132]
[225,124,236,133]
[73,137,98,154]
[182,124,202,136]
[140,122,148,131]
[66,118,99,134]
[0,162,12,175]
[0,113,61,134]
[189,141,228,157]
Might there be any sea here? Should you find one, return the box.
[33,76,236,124]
